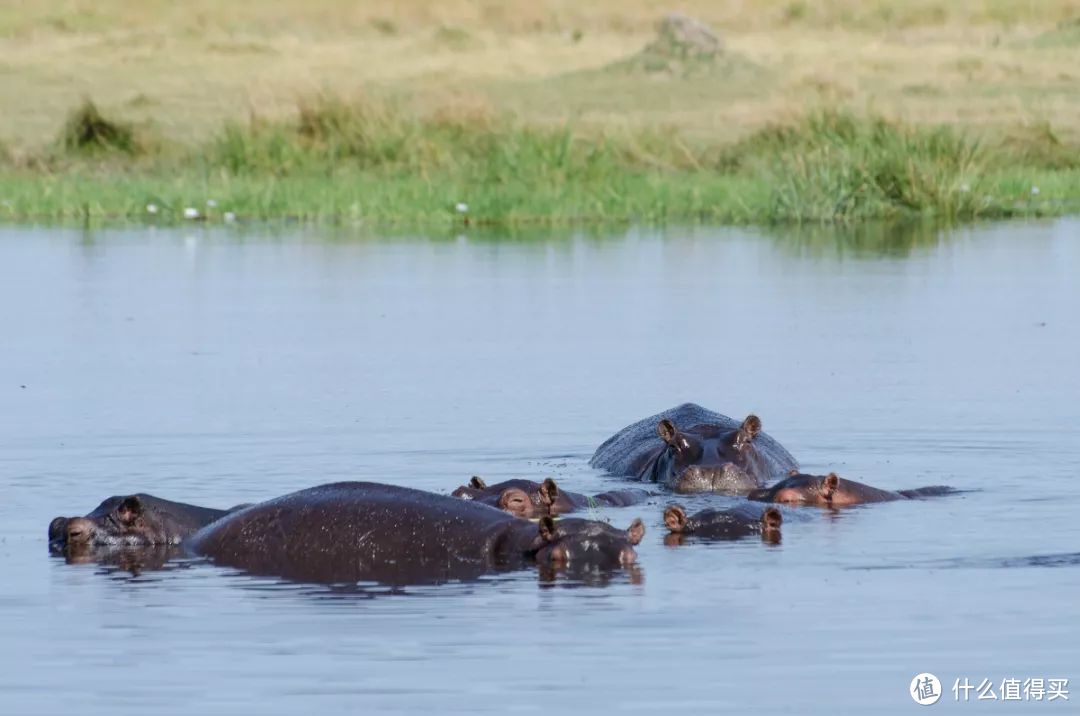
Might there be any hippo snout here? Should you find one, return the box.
[63,517,96,546]
[619,547,637,567]
[48,517,70,544]
[671,463,758,495]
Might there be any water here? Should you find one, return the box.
[1,221,1077,714]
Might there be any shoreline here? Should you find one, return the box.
[3,101,1078,228]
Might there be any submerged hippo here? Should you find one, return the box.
[452,476,649,519]
[749,472,957,508]
[187,482,645,585]
[590,403,798,494]
[48,494,238,555]
[663,503,783,545]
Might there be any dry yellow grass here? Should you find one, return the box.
[2,0,1079,149]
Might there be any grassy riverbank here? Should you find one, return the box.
[2,99,1077,226]
[3,1,1080,226]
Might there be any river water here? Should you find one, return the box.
[0,221,1077,714]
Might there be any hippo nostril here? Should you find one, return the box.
[48,517,69,542]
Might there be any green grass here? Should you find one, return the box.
[1,98,1077,227]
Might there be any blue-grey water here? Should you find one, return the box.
[1,221,1077,714]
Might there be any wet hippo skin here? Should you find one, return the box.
[187,481,645,585]
[590,404,799,494]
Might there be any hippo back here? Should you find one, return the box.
[590,403,798,482]
[187,481,521,584]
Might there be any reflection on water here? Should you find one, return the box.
[53,544,181,573]
[75,217,968,258]
[764,219,949,258]
[1,219,1078,714]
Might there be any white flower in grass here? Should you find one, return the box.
[183,207,199,219]
[146,203,159,214]
[1031,186,1040,195]
[223,212,237,223]
[959,183,970,193]
[455,202,469,213]
[206,199,218,208]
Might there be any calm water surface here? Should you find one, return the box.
[1,221,1077,714]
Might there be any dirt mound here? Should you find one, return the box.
[610,13,761,79]
[644,13,724,61]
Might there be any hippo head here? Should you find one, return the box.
[48,495,180,554]
[663,504,783,544]
[452,476,563,518]
[750,471,902,507]
[750,472,859,508]
[529,516,644,570]
[645,415,767,493]
[496,478,561,519]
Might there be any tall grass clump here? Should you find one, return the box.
[195,95,706,222]
[205,96,679,189]
[209,96,486,175]
[8,96,1075,226]
[724,112,988,223]
[58,100,139,155]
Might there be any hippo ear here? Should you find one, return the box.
[789,468,800,477]
[663,505,688,533]
[469,476,487,490]
[626,518,646,545]
[762,507,783,530]
[822,473,840,499]
[738,415,762,442]
[116,496,143,525]
[538,516,559,544]
[539,478,559,507]
[657,419,678,445]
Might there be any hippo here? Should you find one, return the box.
[749,472,957,508]
[187,482,645,585]
[663,503,783,545]
[452,476,650,518]
[590,403,798,494]
[48,494,240,556]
